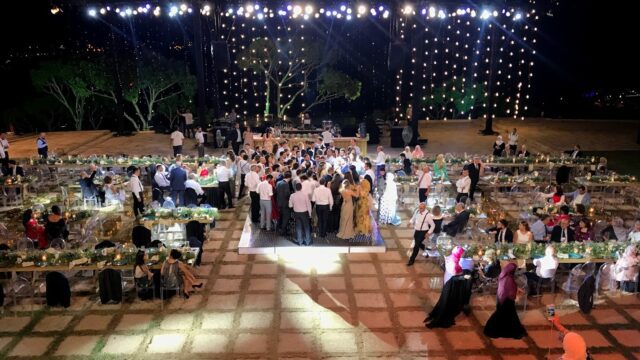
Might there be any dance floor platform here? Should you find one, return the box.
[238,217,386,254]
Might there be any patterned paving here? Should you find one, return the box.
[0,201,639,359]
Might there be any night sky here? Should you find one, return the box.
[1,0,638,128]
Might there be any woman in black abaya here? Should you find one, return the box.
[483,262,527,339]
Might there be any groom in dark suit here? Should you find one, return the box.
[443,203,470,237]
[227,122,243,155]
[276,171,293,235]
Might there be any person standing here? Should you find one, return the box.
[169,162,187,206]
[276,171,293,235]
[336,179,358,240]
[464,157,483,201]
[257,174,274,231]
[228,122,243,155]
[0,133,9,169]
[312,178,333,238]
[374,145,386,178]
[238,154,251,199]
[216,162,233,209]
[289,182,312,245]
[194,126,205,157]
[129,167,145,217]
[321,128,334,148]
[407,202,436,266]
[178,109,194,138]
[483,263,527,339]
[37,132,48,159]
[455,169,471,203]
[508,128,518,155]
[416,164,432,203]
[246,165,261,223]
[170,127,185,156]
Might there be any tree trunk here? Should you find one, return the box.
[193,11,208,127]
[480,25,498,136]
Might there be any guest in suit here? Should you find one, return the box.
[464,156,484,201]
[487,219,514,243]
[492,136,506,156]
[565,144,582,159]
[565,185,591,207]
[227,122,243,155]
[169,162,188,206]
[550,219,575,242]
[443,203,470,237]
[276,171,293,235]
[3,160,24,177]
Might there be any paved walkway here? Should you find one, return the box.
[1,202,639,359]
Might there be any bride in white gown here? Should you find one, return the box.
[378,173,402,226]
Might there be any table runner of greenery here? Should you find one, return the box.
[142,207,219,221]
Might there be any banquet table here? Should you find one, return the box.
[253,135,367,155]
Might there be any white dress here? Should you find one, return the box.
[378,174,401,226]
[515,230,532,244]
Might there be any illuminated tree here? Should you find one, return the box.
[422,79,486,120]
[302,69,362,113]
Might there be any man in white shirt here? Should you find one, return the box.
[170,128,185,157]
[312,178,333,238]
[195,127,205,157]
[321,129,333,148]
[455,169,471,203]
[300,175,315,202]
[216,163,233,209]
[289,182,312,245]
[153,164,171,192]
[508,128,518,155]
[238,154,251,199]
[0,132,9,168]
[628,220,640,242]
[129,167,145,217]
[178,110,194,138]
[375,145,386,178]
[246,165,261,223]
[407,202,436,266]
[416,164,432,203]
[256,174,274,231]
[185,173,206,204]
[525,245,559,295]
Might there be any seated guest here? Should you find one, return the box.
[44,205,69,246]
[515,221,534,244]
[596,157,607,174]
[133,250,155,300]
[627,220,640,242]
[531,215,552,242]
[3,160,24,177]
[615,245,638,293]
[543,185,565,206]
[154,164,171,191]
[567,144,582,159]
[575,218,593,242]
[22,209,46,248]
[487,219,513,244]
[443,203,470,237]
[79,167,99,201]
[412,145,424,159]
[551,218,575,243]
[566,185,591,207]
[480,249,501,279]
[517,144,530,158]
[185,173,206,204]
[492,135,506,156]
[525,245,559,295]
[600,217,620,241]
[395,153,412,176]
[103,176,121,205]
[161,249,202,299]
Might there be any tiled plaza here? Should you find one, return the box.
[1,202,639,359]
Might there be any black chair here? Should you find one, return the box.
[132,225,152,248]
[184,188,198,206]
[152,187,163,202]
[150,240,164,248]
[98,269,122,304]
[186,220,205,243]
[95,240,116,249]
[45,272,71,308]
[556,165,570,185]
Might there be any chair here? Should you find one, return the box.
[49,238,66,250]
[560,263,591,306]
[514,270,529,311]
[132,225,152,249]
[184,188,198,206]
[7,276,36,316]
[160,262,183,309]
[595,263,616,295]
[15,237,35,250]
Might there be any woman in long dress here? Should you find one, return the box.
[432,154,449,181]
[378,173,402,226]
[355,179,373,235]
[484,262,527,339]
[336,180,358,239]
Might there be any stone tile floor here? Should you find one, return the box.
[1,202,639,359]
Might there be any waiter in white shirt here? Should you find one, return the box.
[407,202,436,266]
[256,174,274,231]
[170,127,185,157]
[289,182,313,245]
[508,128,518,155]
[455,169,471,203]
[416,164,432,203]
[312,178,333,238]
[216,163,233,209]
[129,167,145,217]
[178,110,194,138]
[246,165,261,223]
[185,173,206,204]
[195,127,205,157]
[321,129,334,148]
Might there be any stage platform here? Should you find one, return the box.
[238,217,386,254]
